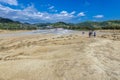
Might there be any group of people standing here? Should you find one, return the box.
[82,30,96,38]
[89,30,96,38]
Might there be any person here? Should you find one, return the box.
[89,31,92,38]
[82,31,85,35]
[93,31,96,37]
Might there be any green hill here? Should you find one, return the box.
[0,17,37,30]
[0,17,120,30]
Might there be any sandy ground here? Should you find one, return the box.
[0,30,120,80]
[0,30,31,34]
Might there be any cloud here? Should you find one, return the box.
[55,11,74,18]
[0,0,18,6]
[77,12,85,17]
[93,15,104,18]
[48,5,57,12]
[48,6,54,9]
[0,4,76,23]
[70,11,76,15]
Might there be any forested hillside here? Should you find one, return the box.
[0,17,37,30]
[0,17,120,30]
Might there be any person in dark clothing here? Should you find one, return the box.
[82,31,85,35]
[93,31,96,37]
[89,31,92,38]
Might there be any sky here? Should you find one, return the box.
[0,0,120,23]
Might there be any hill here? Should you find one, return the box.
[0,17,37,30]
[0,17,120,30]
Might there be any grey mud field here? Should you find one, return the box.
[0,29,120,80]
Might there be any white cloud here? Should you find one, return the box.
[48,5,58,12]
[70,11,76,15]
[60,11,68,16]
[0,4,75,23]
[93,15,104,18]
[48,6,54,9]
[78,12,85,17]
[58,11,75,18]
[0,0,18,6]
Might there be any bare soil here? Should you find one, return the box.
[0,30,120,80]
